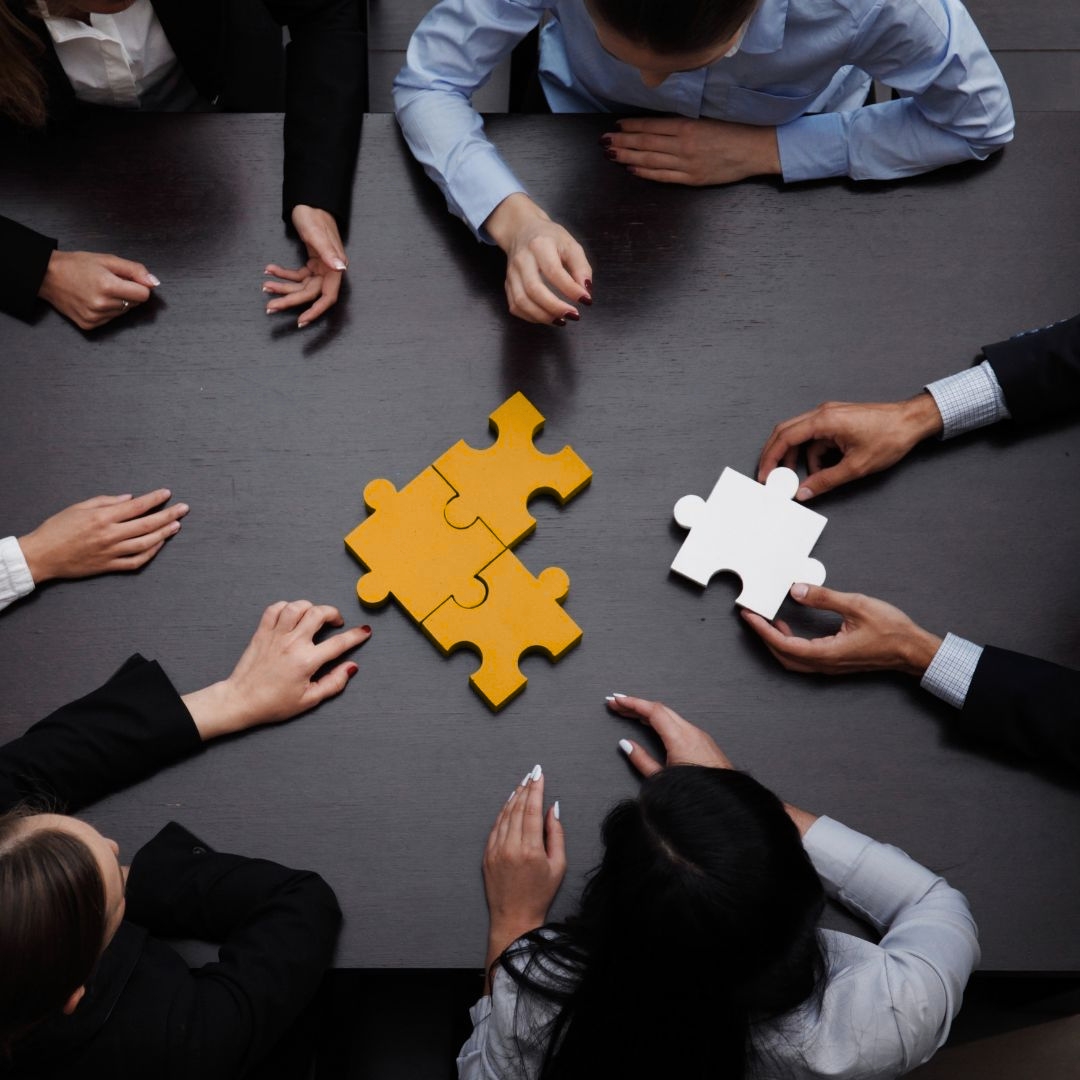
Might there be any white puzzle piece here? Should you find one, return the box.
[671,467,827,619]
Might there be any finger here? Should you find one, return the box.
[306,230,348,272]
[294,604,345,642]
[264,263,310,283]
[805,439,833,476]
[788,582,861,616]
[614,117,682,135]
[311,623,372,666]
[261,279,310,296]
[106,277,153,306]
[563,243,592,298]
[774,618,793,635]
[75,493,134,509]
[521,771,545,847]
[618,738,662,778]
[99,255,160,289]
[607,132,679,154]
[797,459,863,500]
[609,147,684,171]
[740,610,826,663]
[297,273,341,329]
[113,501,188,540]
[757,413,820,482]
[502,770,532,846]
[528,246,582,316]
[113,518,182,555]
[260,601,290,631]
[505,272,566,325]
[307,657,361,703]
[114,488,172,520]
[109,539,166,571]
[277,600,314,631]
[545,803,566,870]
[266,277,322,314]
[626,166,695,185]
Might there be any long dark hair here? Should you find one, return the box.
[589,0,759,55]
[497,766,826,1079]
[0,810,107,1051]
[0,2,48,127]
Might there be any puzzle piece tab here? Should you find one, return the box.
[345,466,503,622]
[434,391,592,547]
[422,550,583,710]
[671,467,827,620]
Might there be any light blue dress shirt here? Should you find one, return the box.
[394,0,1015,238]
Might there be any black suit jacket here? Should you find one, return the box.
[0,655,342,1080]
[0,0,365,322]
[947,314,1080,772]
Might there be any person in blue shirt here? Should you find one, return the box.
[394,0,1014,327]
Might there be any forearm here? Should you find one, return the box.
[0,214,58,321]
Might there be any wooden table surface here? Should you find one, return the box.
[1,111,1079,969]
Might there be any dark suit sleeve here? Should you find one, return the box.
[124,821,342,1080]
[0,213,58,322]
[0,655,202,813]
[982,313,1080,424]
[266,0,365,224]
[957,645,1080,773]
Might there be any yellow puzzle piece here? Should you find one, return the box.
[422,550,582,710]
[435,391,593,547]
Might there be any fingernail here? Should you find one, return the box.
[264,267,273,274]
[605,695,616,703]
[530,764,542,782]
[579,294,592,306]
[332,259,347,271]
[262,285,272,293]
[604,148,617,160]
[347,663,359,677]
[266,307,274,315]
[168,522,181,534]
[507,790,517,803]
[797,487,812,501]
[552,318,566,327]
[565,311,580,322]
[585,279,593,291]
[297,320,309,329]
[521,773,531,787]
[599,135,612,147]
[148,274,161,287]
[361,624,372,633]
[790,583,809,600]
[618,739,633,755]
[612,692,628,699]
[553,800,561,821]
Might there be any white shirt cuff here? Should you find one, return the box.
[925,360,1010,439]
[0,535,35,612]
[921,633,984,709]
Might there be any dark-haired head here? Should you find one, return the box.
[587,0,759,57]
[500,766,825,1079]
[0,811,112,1052]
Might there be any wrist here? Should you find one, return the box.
[900,626,943,678]
[16,531,53,584]
[484,193,548,252]
[759,126,781,176]
[181,679,255,741]
[901,391,944,443]
[784,803,819,837]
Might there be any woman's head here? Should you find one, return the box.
[0,811,126,1049]
[586,0,759,87]
[504,766,825,1078]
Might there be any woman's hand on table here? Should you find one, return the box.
[757,395,944,501]
[18,489,188,583]
[182,601,372,740]
[484,193,593,326]
[741,584,942,678]
[483,764,565,987]
[601,118,780,185]
[263,206,348,329]
[37,250,160,330]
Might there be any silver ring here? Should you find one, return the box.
[121,299,130,311]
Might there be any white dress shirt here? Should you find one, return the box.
[41,0,199,111]
[458,816,979,1079]
[0,536,35,613]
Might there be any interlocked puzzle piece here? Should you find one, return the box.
[435,391,593,547]
[345,467,502,622]
[344,393,590,709]
[671,466,827,620]
[422,550,582,710]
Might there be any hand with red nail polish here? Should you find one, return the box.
[483,193,593,326]
[181,601,372,739]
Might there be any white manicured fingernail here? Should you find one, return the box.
[611,692,628,699]
[530,764,542,782]
[262,284,272,293]
[521,773,530,787]
[553,800,560,821]
[332,259,347,271]
[618,739,633,755]
[507,790,516,803]
[790,583,809,600]
[148,274,161,287]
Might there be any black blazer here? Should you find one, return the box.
[0,0,366,322]
[948,314,1080,773]
[0,655,342,1080]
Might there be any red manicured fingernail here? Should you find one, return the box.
[599,135,613,147]
[579,294,592,306]
[565,311,580,322]
[361,625,371,633]
[604,148,617,160]
[585,279,593,291]
[347,663,359,677]
[552,317,567,327]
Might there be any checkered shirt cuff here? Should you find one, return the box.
[925,360,1011,440]
[921,633,984,710]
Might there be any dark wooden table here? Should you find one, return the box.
[2,112,1079,969]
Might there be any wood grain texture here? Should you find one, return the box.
[2,112,1080,969]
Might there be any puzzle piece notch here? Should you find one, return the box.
[435,391,593,548]
[421,550,582,711]
[672,466,828,620]
[344,467,503,623]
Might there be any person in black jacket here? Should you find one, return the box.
[0,0,365,330]
[742,314,1080,772]
[0,598,371,1078]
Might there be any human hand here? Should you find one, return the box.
[601,117,780,185]
[758,395,943,501]
[18,489,188,584]
[606,694,733,775]
[182,601,372,740]
[483,764,565,978]
[263,206,347,329]
[741,583,942,677]
[37,250,160,330]
[484,193,592,325]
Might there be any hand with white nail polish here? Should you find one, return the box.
[482,764,566,990]
[263,205,348,329]
[607,694,733,776]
